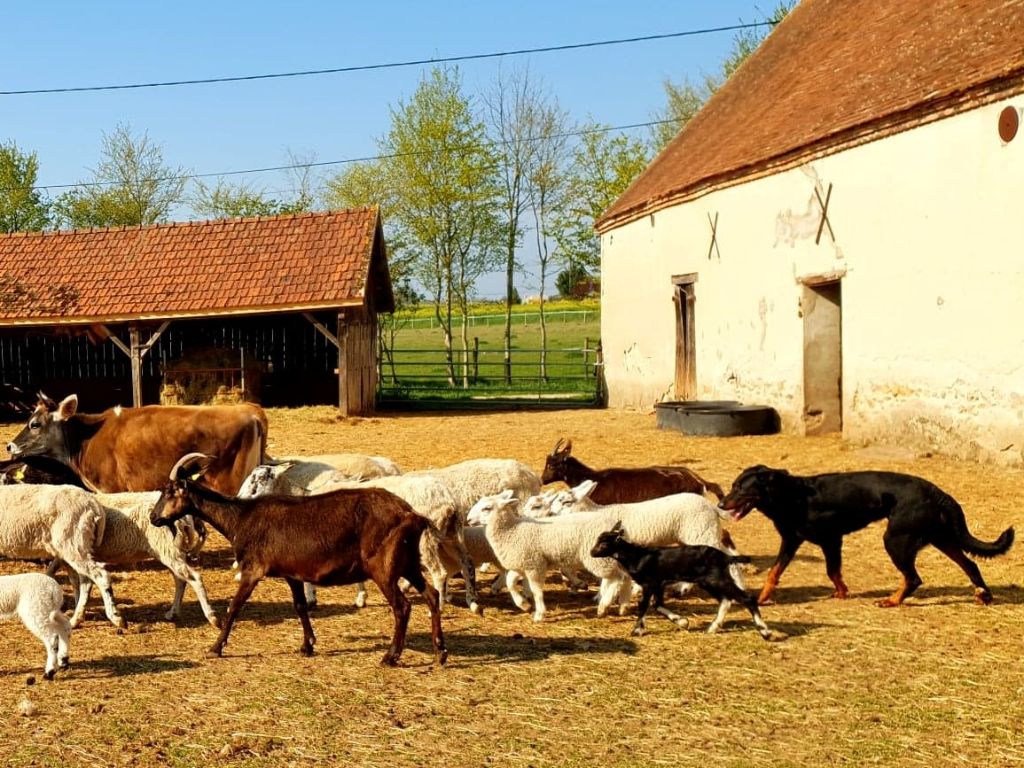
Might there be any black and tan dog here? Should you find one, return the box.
[719,465,1014,607]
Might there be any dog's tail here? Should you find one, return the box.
[961,526,1015,558]
[944,495,1015,558]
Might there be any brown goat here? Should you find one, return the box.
[542,438,724,503]
[150,453,447,667]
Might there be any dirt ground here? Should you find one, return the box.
[0,406,1021,767]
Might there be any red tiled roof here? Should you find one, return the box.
[0,208,390,325]
[598,0,1024,232]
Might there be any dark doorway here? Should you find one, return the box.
[672,275,697,400]
[802,280,842,435]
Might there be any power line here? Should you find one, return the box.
[31,118,680,192]
[1,22,776,96]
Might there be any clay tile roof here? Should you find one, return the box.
[0,207,392,325]
[598,0,1024,232]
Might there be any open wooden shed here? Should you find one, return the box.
[0,208,393,415]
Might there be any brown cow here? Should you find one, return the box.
[6,393,267,495]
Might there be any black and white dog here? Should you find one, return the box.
[591,523,778,640]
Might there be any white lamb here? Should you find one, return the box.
[0,484,123,628]
[472,491,632,622]
[466,489,590,595]
[276,453,402,480]
[47,493,218,628]
[549,480,745,591]
[0,573,72,680]
[408,459,541,514]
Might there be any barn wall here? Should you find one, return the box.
[601,94,1024,465]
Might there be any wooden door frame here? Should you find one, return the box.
[672,273,698,400]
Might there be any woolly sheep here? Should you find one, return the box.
[277,453,402,480]
[0,573,71,680]
[47,493,218,628]
[0,484,123,628]
[473,492,632,622]
[548,480,745,590]
[408,459,541,514]
[466,490,589,596]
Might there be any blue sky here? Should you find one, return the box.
[3,1,775,298]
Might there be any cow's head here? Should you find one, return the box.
[151,452,213,531]
[6,393,78,460]
[541,438,574,484]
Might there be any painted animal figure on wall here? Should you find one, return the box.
[7,393,267,495]
[719,465,1014,606]
[542,438,724,502]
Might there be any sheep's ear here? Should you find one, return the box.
[55,394,78,421]
[573,480,596,501]
[500,489,515,500]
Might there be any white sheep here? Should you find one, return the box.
[238,460,357,497]
[276,453,402,479]
[549,480,745,592]
[0,484,123,628]
[466,489,590,595]
[47,493,218,628]
[0,573,72,680]
[472,492,632,622]
[408,459,541,514]
[239,466,481,615]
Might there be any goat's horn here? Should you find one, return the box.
[551,438,566,455]
[169,452,212,480]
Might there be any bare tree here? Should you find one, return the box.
[525,101,572,380]
[483,65,545,384]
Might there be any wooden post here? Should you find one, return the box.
[473,337,479,382]
[129,324,143,407]
[595,340,605,404]
[583,337,591,378]
[337,311,350,417]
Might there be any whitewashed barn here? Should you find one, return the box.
[596,0,1024,465]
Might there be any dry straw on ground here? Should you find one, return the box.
[0,407,1021,767]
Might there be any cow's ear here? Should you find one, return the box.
[55,395,78,421]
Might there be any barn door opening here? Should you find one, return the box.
[802,280,842,435]
[672,275,697,399]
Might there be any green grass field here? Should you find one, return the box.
[380,304,601,403]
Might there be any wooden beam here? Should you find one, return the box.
[337,311,349,417]
[304,312,340,349]
[138,320,171,360]
[129,324,143,407]
[98,324,131,357]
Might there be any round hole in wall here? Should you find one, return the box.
[998,106,1019,142]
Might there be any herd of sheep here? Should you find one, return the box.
[0,443,763,677]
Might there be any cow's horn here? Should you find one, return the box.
[169,452,212,481]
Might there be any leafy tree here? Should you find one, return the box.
[383,66,502,386]
[652,2,795,151]
[0,142,49,233]
[553,124,649,273]
[324,157,415,382]
[556,262,595,299]
[53,123,188,229]
[192,179,307,219]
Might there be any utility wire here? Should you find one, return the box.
[0,22,776,96]
[31,118,680,192]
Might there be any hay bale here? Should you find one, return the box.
[161,346,263,406]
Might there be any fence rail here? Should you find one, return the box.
[400,309,598,330]
[377,339,604,408]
